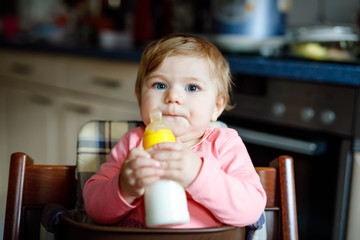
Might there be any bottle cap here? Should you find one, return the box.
[143,109,175,150]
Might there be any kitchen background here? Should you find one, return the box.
[1,0,360,240]
[0,0,359,50]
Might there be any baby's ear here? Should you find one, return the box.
[211,95,226,121]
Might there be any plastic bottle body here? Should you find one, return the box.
[143,109,190,227]
[145,179,189,227]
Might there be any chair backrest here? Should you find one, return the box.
[257,156,298,240]
[76,120,143,193]
[4,152,77,240]
[75,120,227,193]
[4,120,298,240]
[3,152,245,240]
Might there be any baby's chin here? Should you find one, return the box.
[172,129,204,144]
[176,135,203,148]
[165,119,207,141]
[163,115,186,124]
[164,118,188,131]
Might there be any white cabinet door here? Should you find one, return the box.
[58,96,141,165]
[3,86,60,165]
[65,58,139,103]
[0,51,68,88]
[0,88,9,239]
[0,87,8,165]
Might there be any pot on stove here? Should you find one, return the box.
[211,0,291,56]
[287,25,360,62]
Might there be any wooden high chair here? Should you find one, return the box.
[4,120,298,240]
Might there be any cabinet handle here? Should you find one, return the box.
[231,126,327,155]
[64,103,91,115]
[10,62,33,76]
[92,77,121,89]
[30,95,53,106]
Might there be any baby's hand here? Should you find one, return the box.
[151,142,203,187]
[119,146,164,204]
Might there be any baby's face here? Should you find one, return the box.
[139,55,225,146]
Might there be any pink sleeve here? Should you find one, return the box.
[185,129,266,227]
[82,129,142,224]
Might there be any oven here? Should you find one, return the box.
[220,75,359,240]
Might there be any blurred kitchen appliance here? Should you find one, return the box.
[133,0,173,46]
[211,0,291,55]
[220,76,359,240]
[287,25,360,62]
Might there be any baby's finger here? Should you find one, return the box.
[151,150,182,163]
[161,169,194,187]
[136,175,162,188]
[128,146,151,159]
[128,157,161,169]
[158,159,181,170]
[161,169,182,181]
[134,167,164,179]
[153,141,183,151]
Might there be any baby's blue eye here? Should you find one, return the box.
[187,85,198,92]
[155,83,167,90]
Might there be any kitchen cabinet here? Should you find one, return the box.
[0,50,141,165]
[65,58,139,103]
[2,86,61,165]
[0,50,141,236]
[58,95,140,165]
[0,51,68,88]
[0,88,8,237]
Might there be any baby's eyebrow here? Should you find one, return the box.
[185,77,207,85]
[146,75,164,82]
[147,73,167,79]
[186,77,200,81]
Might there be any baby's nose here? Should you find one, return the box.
[165,89,184,104]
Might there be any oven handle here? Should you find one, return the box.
[231,126,327,155]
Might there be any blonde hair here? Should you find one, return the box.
[135,33,233,110]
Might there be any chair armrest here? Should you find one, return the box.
[41,203,70,233]
[246,212,267,240]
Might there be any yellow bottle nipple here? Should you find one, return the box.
[143,109,175,150]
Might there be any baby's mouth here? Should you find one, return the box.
[161,107,189,119]
[163,114,182,120]
[162,114,186,122]
[163,113,179,117]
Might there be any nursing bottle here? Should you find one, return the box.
[143,108,190,227]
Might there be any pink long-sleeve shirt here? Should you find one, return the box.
[83,127,266,228]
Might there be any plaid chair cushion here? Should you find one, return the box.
[76,120,144,191]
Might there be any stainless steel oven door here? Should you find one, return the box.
[228,124,353,240]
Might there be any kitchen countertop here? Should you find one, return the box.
[227,55,360,86]
[1,40,360,87]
